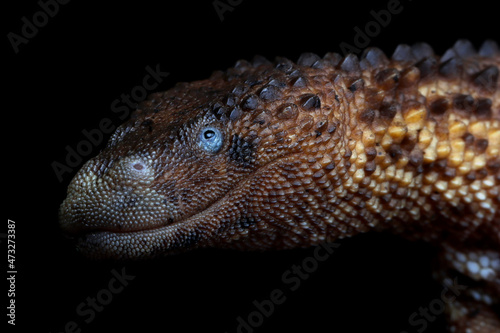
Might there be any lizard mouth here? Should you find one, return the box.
[58,193,176,238]
[59,176,230,239]
[58,179,232,258]
[60,151,303,259]
[62,192,228,259]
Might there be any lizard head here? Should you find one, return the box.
[59,58,343,259]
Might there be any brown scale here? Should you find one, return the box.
[59,40,500,332]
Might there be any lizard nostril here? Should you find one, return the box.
[126,159,149,174]
[123,158,155,182]
[132,162,144,171]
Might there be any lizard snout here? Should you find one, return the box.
[59,155,174,238]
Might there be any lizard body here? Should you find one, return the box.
[59,40,500,332]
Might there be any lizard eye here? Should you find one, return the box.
[198,127,223,153]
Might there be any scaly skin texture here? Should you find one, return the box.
[59,40,500,332]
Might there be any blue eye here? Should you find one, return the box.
[198,127,223,153]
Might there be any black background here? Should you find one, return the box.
[5,0,498,332]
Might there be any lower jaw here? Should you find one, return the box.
[70,224,190,260]
[72,230,145,260]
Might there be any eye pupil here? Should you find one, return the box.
[204,130,215,140]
